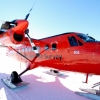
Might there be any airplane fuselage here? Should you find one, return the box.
[6,32,100,75]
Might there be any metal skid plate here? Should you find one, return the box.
[1,78,29,89]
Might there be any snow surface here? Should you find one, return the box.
[0,53,100,100]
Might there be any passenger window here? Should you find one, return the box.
[52,43,57,50]
[68,36,78,46]
[78,40,83,46]
[45,45,49,50]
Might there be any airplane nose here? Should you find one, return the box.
[13,20,29,34]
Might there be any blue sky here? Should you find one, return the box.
[0,0,100,40]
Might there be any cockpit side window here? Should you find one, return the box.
[68,36,78,46]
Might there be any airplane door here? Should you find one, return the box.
[86,42,99,73]
[65,36,87,72]
[97,43,100,69]
[86,43,98,64]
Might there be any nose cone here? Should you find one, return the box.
[13,20,29,34]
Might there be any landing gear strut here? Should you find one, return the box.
[10,66,30,83]
[83,73,89,83]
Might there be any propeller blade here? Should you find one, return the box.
[25,2,36,20]
[25,29,39,56]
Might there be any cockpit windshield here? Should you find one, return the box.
[77,33,98,42]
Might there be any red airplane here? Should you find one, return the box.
[0,6,100,88]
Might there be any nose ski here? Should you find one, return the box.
[1,71,29,89]
[1,78,29,89]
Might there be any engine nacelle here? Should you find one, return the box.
[0,30,25,46]
[10,31,25,45]
[0,19,28,46]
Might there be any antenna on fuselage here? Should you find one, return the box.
[25,2,36,20]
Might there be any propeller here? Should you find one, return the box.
[0,2,36,26]
[25,2,36,20]
[25,2,40,56]
[0,2,39,56]
[25,29,40,56]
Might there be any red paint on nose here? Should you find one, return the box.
[12,20,29,34]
